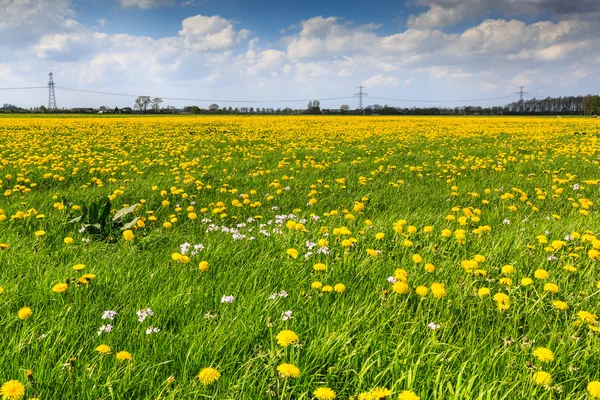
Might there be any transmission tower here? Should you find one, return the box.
[354,86,368,114]
[48,72,57,111]
[514,86,528,112]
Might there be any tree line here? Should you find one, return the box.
[2,95,599,116]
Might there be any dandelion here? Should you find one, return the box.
[544,283,559,293]
[313,263,327,271]
[393,281,409,294]
[276,330,299,347]
[95,344,111,354]
[533,347,554,362]
[116,351,132,362]
[197,367,220,385]
[334,283,346,293]
[415,286,429,297]
[588,381,600,398]
[276,363,301,378]
[430,282,446,298]
[123,230,134,241]
[398,390,421,400]
[64,237,74,245]
[199,261,209,271]
[534,269,549,279]
[521,277,533,286]
[314,387,336,400]
[532,371,552,385]
[552,300,568,310]
[0,380,25,400]
[286,248,298,259]
[73,264,85,271]
[17,307,32,320]
[34,230,45,237]
[52,283,68,293]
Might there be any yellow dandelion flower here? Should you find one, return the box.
[532,371,552,385]
[393,281,409,294]
[286,248,298,259]
[0,380,25,400]
[398,390,420,400]
[116,351,132,361]
[122,230,134,241]
[313,386,336,400]
[533,347,554,362]
[17,307,32,320]
[197,367,220,385]
[313,263,327,271]
[552,300,568,310]
[276,330,299,347]
[95,344,111,354]
[276,363,301,379]
[588,381,600,398]
[415,286,429,297]
[52,283,68,293]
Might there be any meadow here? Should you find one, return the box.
[0,115,599,400]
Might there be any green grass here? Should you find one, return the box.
[0,115,599,399]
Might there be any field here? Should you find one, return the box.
[1,115,600,400]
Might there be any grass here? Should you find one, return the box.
[0,115,599,399]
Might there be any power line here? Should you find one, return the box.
[0,86,47,91]
[1,83,529,106]
[55,86,355,104]
[368,94,515,103]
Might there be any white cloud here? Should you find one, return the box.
[285,16,380,59]
[119,0,172,9]
[179,15,250,52]
[407,0,600,29]
[362,74,399,88]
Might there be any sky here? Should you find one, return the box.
[1,0,599,109]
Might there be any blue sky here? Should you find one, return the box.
[1,0,599,109]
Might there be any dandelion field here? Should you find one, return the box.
[1,115,600,400]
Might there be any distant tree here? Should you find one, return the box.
[39,105,47,113]
[114,107,120,113]
[340,104,350,113]
[151,97,163,113]
[184,105,201,114]
[306,100,321,115]
[134,96,151,113]
[209,103,219,112]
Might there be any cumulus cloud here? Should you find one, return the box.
[285,16,380,59]
[179,15,250,52]
[0,0,76,46]
[407,0,600,29]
